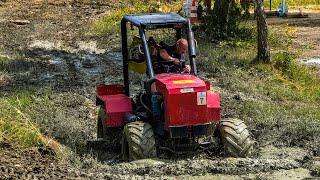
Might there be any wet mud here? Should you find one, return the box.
[1,0,320,179]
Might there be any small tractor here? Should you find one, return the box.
[95,13,253,160]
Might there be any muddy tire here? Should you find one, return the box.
[97,107,106,139]
[97,107,121,141]
[217,118,253,157]
[122,121,156,160]
[97,118,104,139]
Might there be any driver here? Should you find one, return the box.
[155,38,191,74]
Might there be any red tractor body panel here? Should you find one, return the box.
[206,91,221,122]
[96,84,132,127]
[155,74,220,128]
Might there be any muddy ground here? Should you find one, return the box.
[1,0,320,179]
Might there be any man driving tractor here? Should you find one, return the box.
[153,38,191,74]
[93,13,254,161]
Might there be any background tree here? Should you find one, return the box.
[213,0,233,34]
[256,0,270,63]
[206,0,240,39]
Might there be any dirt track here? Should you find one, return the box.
[1,0,320,179]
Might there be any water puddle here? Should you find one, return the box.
[25,40,123,84]
[77,41,106,54]
[105,52,122,63]
[301,57,320,66]
[30,40,63,50]
[49,57,65,65]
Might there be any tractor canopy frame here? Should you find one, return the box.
[121,13,198,96]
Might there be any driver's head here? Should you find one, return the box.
[176,38,188,54]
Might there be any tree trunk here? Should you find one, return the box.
[256,0,270,63]
[214,0,233,37]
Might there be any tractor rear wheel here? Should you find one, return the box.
[217,118,253,157]
[122,121,156,160]
[97,107,106,139]
[97,107,121,143]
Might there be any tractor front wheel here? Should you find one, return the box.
[217,118,254,157]
[122,121,157,160]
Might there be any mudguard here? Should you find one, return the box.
[96,84,132,127]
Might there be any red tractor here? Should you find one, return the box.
[95,13,253,160]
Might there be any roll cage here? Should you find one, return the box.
[121,13,197,96]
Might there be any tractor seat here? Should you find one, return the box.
[128,36,158,74]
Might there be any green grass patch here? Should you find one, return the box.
[199,19,320,102]
[0,90,46,147]
[91,1,182,35]
[270,52,320,101]
[239,100,320,146]
[197,20,320,150]
[92,1,159,35]
[199,44,320,102]
[0,55,10,71]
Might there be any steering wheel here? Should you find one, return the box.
[160,62,187,73]
[179,59,186,73]
[160,63,176,73]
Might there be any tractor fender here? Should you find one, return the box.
[96,84,133,128]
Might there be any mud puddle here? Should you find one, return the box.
[16,40,124,87]
[96,145,313,178]
[301,57,320,66]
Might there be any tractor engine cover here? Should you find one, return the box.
[155,74,220,130]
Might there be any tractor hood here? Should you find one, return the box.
[155,74,206,93]
[154,73,220,128]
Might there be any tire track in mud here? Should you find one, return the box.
[0,144,315,179]
[109,158,300,176]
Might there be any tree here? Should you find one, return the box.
[256,0,270,63]
[213,0,234,38]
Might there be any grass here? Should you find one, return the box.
[91,1,182,35]
[200,19,320,100]
[197,19,320,152]
[311,164,320,177]
[0,55,9,71]
[90,0,319,36]
[0,90,45,147]
[92,1,159,35]
[0,87,72,160]
[0,57,45,148]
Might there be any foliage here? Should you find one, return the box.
[203,1,256,40]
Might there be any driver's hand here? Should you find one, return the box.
[172,58,180,65]
[182,65,191,73]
